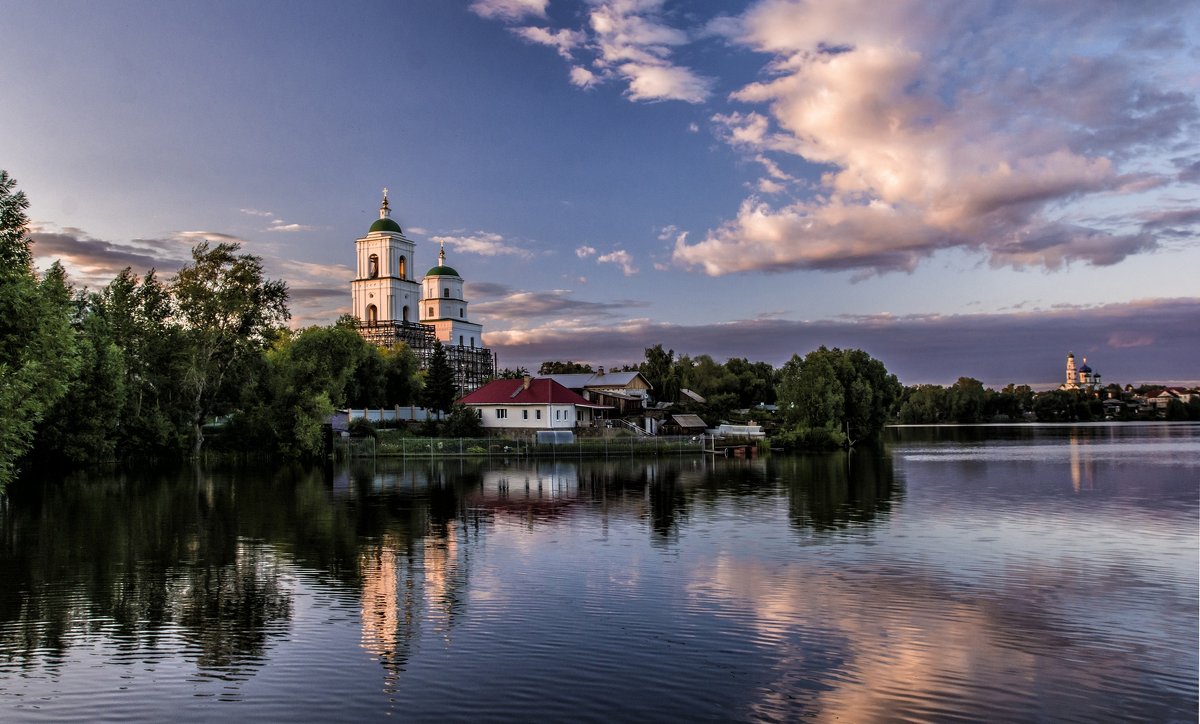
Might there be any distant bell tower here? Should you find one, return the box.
[1065,353,1077,389]
[420,242,485,349]
[351,189,421,326]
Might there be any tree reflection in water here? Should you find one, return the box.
[0,452,903,698]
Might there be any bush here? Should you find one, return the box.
[774,425,846,451]
[348,418,377,439]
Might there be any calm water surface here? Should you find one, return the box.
[1,423,1196,722]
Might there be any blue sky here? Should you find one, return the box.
[3,0,1198,387]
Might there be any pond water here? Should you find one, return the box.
[1,423,1196,722]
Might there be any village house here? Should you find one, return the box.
[458,377,610,433]
[540,368,653,416]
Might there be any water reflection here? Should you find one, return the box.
[0,427,1194,721]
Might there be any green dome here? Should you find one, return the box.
[425,265,460,277]
[369,217,402,233]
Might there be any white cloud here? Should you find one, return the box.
[268,219,316,232]
[436,231,534,259]
[570,65,600,88]
[576,245,597,258]
[513,26,586,59]
[597,249,638,275]
[479,0,712,104]
[469,0,547,21]
[240,208,274,217]
[674,0,1195,275]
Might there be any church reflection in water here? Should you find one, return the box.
[338,453,901,688]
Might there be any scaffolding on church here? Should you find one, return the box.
[354,320,496,395]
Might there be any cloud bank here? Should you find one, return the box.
[484,297,1200,388]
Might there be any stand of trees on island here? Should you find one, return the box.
[3,171,1196,488]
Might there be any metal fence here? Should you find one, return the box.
[336,434,706,459]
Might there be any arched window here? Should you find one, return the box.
[402,305,409,322]
[398,255,406,279]
[443,287,450,298]
[366,304,377,323]
[368,254,379,279]
[459,309,464,318]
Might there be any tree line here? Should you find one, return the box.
[0,171,447,488]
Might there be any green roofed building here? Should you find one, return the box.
[351,190,495,393]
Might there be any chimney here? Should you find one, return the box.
[522,375,532,390]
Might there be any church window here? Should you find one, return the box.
[366,304,377,323]
[398,255,406,279]
[470,337,474,348]
[427,306,433,317]
[443,287,450,298]
[459,309,464,318]
[402,305,409,322]
[368,254,379,279]
[459,335,464,346]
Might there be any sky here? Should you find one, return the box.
[3,0,1198,388]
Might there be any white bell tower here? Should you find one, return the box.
[351,189,422,326]
[420,242,484,349]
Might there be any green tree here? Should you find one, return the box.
[421,341,457,416]
[0,171,79,486]
[640,344,677,403]
[99,267,188,455]
[171,242,289,456]
[537,360,593,375]
[899,384,948,424]
[777,347,901,445]
[948,377,986,423]
[33,291,126,464]
[442,403,483,437]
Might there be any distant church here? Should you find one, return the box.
[1060,352,1101,392]
[350,190,495,393]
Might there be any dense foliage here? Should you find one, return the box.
[775,347,902,448]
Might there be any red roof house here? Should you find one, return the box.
[458,377,610,430]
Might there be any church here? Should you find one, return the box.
[1060,352,1101,392]
[350,191,496,393]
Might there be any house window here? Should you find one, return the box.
[443,287,450,298]
[496,409,508,419]
[522,410,528,420]
[398,255,406,279]
[368,254,379,279]
[536,410,541,420]
[577,411,582,421]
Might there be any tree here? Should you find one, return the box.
[171,242,289,456]
[421,341,457,416]
[948,377,986,423]
[538,360,593,375]
[776,347,901,445]
[640,344,677,403]
[442,403,483,437]
[0,171,79,486]
[100,267,188,456]
[32,291,126,464]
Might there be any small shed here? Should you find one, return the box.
[662,413,708,435]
